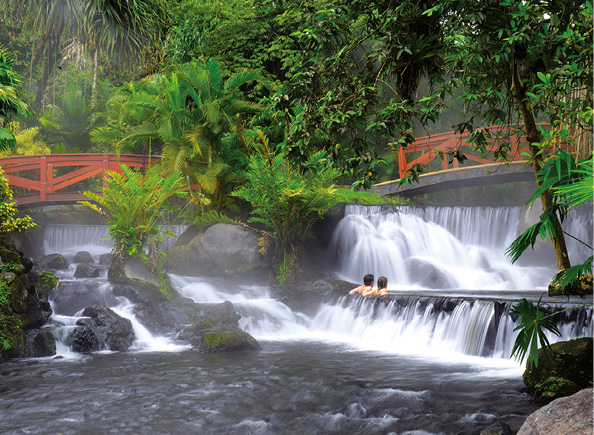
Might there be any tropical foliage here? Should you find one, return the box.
[233,130,340,283]
[507,150,593,291]
[0,167,35,234]
[80,166,185,272]
[0,45,30,151]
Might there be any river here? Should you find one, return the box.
[0,204,591,434]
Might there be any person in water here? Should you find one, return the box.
[362,275,389,296]
[376,275,389,296]
[349,273,374,295]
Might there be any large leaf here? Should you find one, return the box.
[509,296,562,368]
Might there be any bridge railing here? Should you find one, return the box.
[0,153,159,206]
[394,124,572,178]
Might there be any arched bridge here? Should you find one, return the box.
[0,153,159,208]
[373,124,573,197]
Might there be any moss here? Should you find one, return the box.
[38,272,58,291]
[0,246,21,265]
[201,331,232,349]
[523,337,593,403]
[0,280,24,356]
[534,376,579,403]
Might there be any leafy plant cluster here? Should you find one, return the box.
[232,130,340,282]
[80,165,185,273]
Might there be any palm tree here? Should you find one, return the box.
[176,58,265,167]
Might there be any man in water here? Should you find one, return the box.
[349,273,374,295]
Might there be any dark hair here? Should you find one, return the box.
[363,274,374,286]
[377,276,388,289]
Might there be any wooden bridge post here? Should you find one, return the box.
[398,148,407,178]
[39,155,47,201]
[102,153,109,192]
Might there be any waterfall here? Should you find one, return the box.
[327,205,593,291]
[168,275,591,362]
[43,224,188,256]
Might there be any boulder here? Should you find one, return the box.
[183,301,260,353]
[24,329,56,357]
[517,388,593,435]
[38,253,69,270]
[73,251,94,264]
[166,224,270,281]
[24,272,53,329]
[74,263,101,278]
[523,337,592,403]
[405,258,457,289]
[99,253,112,266]
[270,279,357,315]
[71,305,134,352]
[50,281,118,316]
[480,422,513,435]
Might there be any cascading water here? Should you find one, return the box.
[44,224,188,256]
[327,204,583,291]
[3,204,592,434]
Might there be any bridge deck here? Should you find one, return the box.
[372,161,535,197]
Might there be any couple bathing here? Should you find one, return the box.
[348,273,389,297]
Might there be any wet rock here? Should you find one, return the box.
[24,329,56,357]
[24,278,53,329]
[522,337,592,403]
[405,258,457,289]
[72,305,134,352]
[51,281,118,316]
[480,422,513,435]
[38,253,69,270]
[112,280,198,335]
[270,279,357,315]
[166,224,271,281]
[73,251,94,264]
[74,263,101,278]
[99,253,112,266]
[517,388,593,435]
[183,301,260,353]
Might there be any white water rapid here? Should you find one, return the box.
[45,204,592,366]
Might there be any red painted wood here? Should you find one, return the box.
[392,124,574,178]
[0,153,161,206]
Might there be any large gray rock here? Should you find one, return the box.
[112,281,198,335]
[166,224,271,280]
[38,253,69,270]
[405,258,457,289]
[74,263,101,278]
[517,388,593,435]
[73,251,94,264]
[71,305,134,352]
[183,301,260,353]
[51,281,119,316]
[24,329,56,357]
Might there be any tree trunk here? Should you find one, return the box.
[92,48,98,107]
[512,62,571,271]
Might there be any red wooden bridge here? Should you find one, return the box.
[0,153,158,207]
[0,126,576,206]
[374,124,574,197]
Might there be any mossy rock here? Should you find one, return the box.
[533,377,580,403]
[548,274,593,296]
[523,337,593,403]
[199,329,261,353]
[0,246,22,266]
[37,272,58,293]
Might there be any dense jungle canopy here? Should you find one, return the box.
[0,0,592,284]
